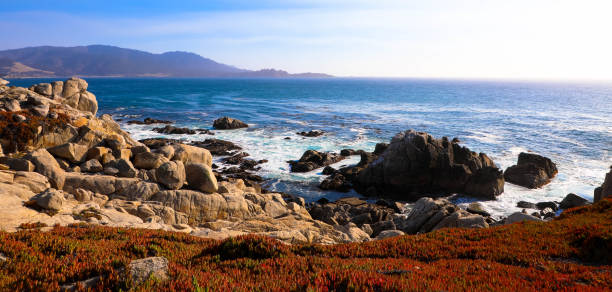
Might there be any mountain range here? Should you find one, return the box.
[0,45,332,78]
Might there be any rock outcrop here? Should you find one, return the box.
[355,130,504,200]
[504,152,558,188]
[212,117,248,130]
[0,79,500,245]
[594,166,611,202]
[393,197,489,234]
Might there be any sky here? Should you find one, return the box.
[2,0,612,79]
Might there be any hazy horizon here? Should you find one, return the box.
[3,0,612,80]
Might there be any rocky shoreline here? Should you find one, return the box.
[0,78,610,245]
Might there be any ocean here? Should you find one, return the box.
[9,78,612,218]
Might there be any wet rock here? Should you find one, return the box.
[190,139,241,156]
[355,130,503,200]
[504,152,558,188]
[559,193,589,209]
[185,163,218,193]
[319,173,352,192]
[340,149,356,156]
[127,117,173,125]
[213,116,248,129]
[222,152,249,165]
[535,201,558,211]
[322,166,336,175]
[517,201,536,209]
[289,150,344,172]
[156,161,186,190]
[139,138,181,150]
[373,143,388,155]
[152,125,196,135]
[297,130,324,137]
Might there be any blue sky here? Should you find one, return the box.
[2,0,612,79]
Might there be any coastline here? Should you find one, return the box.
[0,77,610,290]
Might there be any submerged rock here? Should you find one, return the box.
[297,130,324,137]
[504,152,558,188]
[127,117,172,125]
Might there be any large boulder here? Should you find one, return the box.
[393,197,488,234]
[30,83,52,96]
[128,257,169,286]
[31,189,65,211]
[171,144,212,166]
[504,152,558,188]
[594,167,611,202]
[505,212,543,224]
[63,173,160,201]
[212,116,248,129]
[59,78,98,115]
[559,193,589,209]
[185,163,218,193]
[47,143,89,163]
[62,77,88,99]
[431,209,489,231]
[355,130,504,200]
[156,161,186,190]
[106,158,137,178]
[25,149,66,189]
[76,91,98,115]
[134,152,169,170]
[289,150,345,172]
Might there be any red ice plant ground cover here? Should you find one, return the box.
[0,199,610,291]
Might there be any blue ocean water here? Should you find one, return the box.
[9,78,612,217]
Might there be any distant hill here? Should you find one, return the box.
[0,45,332,78]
